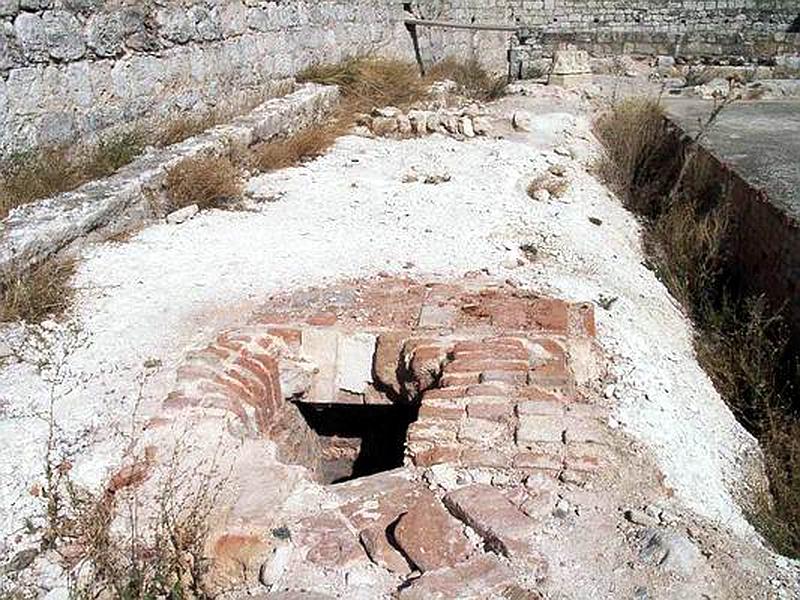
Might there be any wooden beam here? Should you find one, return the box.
[404,18,519,32]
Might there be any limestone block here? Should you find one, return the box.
[220,0,247,37]
[14,12,48,63]
[336,332,376,395]
[0,26,22,71]
[0,0,18,17]
[188,6,221,42]
[549,49,591,87]
[87,12,124,57]
[43,10,86,61]
[19,0,50,9]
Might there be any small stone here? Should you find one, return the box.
[588,217,603,226]
[637,529,701,575]
[532,188,550,202]
[548,164,566,177]
[373,106,401,118]
[397,115,412,136]
[259,545,293,588]
[512,111,533,132]
[472,117,491,136]
[460,116,475,138]
[625,508,659,527]
[166,204,199,224]
[371,116,398,136]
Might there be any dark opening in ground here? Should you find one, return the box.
[296,403,418,484]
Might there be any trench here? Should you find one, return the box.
[597,103,800,557]
[295,402,419,484]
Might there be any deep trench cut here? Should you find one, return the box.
[296,402,419,484]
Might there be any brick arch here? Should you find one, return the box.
[164,327,290,437]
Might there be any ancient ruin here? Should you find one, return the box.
[1,1,799,599]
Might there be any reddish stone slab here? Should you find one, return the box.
[393,494,472,572]
[443,484,536,557]
[398,554,515,600]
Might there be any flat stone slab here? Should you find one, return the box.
[664,99,800,221]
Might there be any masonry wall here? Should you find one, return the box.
[0,0,411,158]
[409,0,800,74]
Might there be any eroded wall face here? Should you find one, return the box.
[0,0,411,157]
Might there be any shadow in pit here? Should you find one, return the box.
[296,403,419,484]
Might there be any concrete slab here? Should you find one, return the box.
[664,99,800,220]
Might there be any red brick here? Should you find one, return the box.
[410,444,462,467]
[466,401,514,421]
[445,358,528,374]
[480,370,529,386]
[306,312,337,326]
[512,451,562,471]
[418,403,465,420]
[460,448,512,468]
[423,386,468,400]
[466,383,511,397]
[440,372,480,387]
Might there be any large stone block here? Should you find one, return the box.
[87,12,124,57]
[42,10,85,61]
[14,12,48,63]
[0,0,18,17]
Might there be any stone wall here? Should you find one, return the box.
[408,1,800,74]
[0,0,411,158]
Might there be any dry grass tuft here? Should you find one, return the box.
[0,130,146,220]
[593,97,677,217]
[426,57,508,101]
[164,154,241,210]
[298,56,427,111]
[0,259,75,324]
[527,174,569,200]
[249,121,344,173]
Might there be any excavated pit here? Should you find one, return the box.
[295,402,419,484]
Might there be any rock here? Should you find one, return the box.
[87,12,123,57]
[43,10,86,61]
[14,12,48,62]
[426,112,443,133]
[625,508,659,527]
[0,0,19,17]
[548,164,566,177]
[166,204,199,224]
[532,188,550,202]
[399,554,514,600]
[407,110,429,135]
[373,106,401,119]
[512,111,533,132]
[359,526,412,575]
[443,484,535,558]
[460,116,475,138]
[588,216,602,226]
[371,116,398,136]
[472,117,491,136]
[397,115,412,136]
[637,529,702,575]
[259,544,293,589]
[393,494,472,572]
[441,114,459,134]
